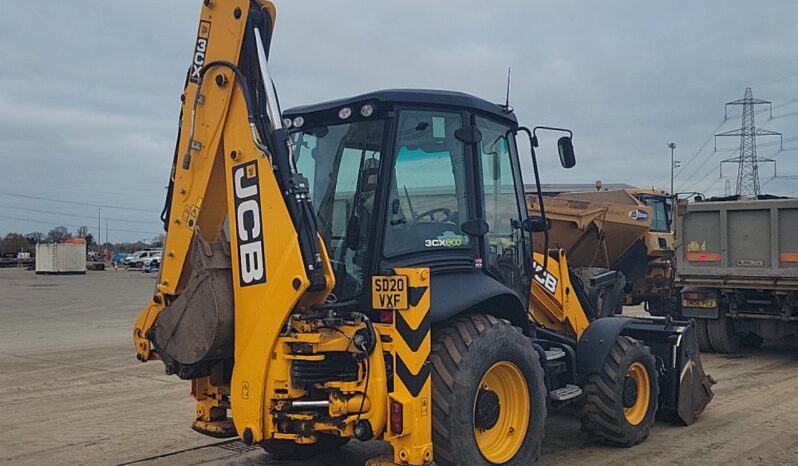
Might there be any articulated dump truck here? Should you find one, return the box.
[675,197,798,353]
[527,188,676,315]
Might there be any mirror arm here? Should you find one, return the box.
[516,126,549,277]
[532,125,573,139]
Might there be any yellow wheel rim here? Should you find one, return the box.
[473,361,530,464]
[623,362,650,426]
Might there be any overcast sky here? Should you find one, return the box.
[1,1,797,242]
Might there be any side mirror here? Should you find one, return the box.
[557,136,576,169]
[521,216,550,233]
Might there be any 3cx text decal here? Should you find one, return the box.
[424,237,463,248]
[424,233,467,248]
[531,260,558,294]
[189,21,211,84]
[232,161,266,286]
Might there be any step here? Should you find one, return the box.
[549,384,583,401]
[545,347,566,361]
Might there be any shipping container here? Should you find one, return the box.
[35,243,87,274]
[674,198,798,353]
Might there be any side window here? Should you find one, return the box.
[291,120,385,298]
[384,111,470,257]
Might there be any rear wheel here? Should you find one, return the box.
[578,335,658,447]
[430,314,547,465]
[740,332,764,349]
[259,434,349,460]
[694,318,713,353]
[706,308,739,354]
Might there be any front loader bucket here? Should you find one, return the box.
[621,317,714,425]
[672,323,715,425]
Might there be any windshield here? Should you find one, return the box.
[292,119,385,299]
[641,195,671,232]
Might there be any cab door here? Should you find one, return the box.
[474,116,530,303]
[381,109,479,265]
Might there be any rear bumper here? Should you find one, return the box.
[682,307,718,319]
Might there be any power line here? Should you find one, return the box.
[0,191,158,213]
[0,204,161,226]
[665,96,798,188]
[0,214,161,236]
[669,118,726,178]
[752,72,798,89]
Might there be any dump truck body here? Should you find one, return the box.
[675,198,798,352]
[526,188,675,309]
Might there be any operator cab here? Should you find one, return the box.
[285,89,572,324]
[637,193,672,233]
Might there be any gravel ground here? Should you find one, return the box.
[2,268,798,466]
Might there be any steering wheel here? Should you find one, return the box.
[415,207,454,223]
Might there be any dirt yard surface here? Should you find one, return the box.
[3,268,798,466]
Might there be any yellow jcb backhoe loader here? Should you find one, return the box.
[133,2,713,464]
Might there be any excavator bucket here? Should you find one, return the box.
[150,234,234,379]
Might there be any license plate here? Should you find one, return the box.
[682,298,717,309]
[372,275,409,310]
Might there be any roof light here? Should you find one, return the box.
[292,116,305,128]
[338,107,352,120]
[360,104,374,117]
[282,118,293,129]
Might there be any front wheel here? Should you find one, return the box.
[578,335,658,447]
[430,314,547,465]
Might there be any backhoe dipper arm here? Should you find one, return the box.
[133,0,334,443]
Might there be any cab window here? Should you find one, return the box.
[384,110,470,257]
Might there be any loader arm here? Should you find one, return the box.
[133,0,334,442]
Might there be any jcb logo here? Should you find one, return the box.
[189,21,211,83]
[233,161,266,286]
[531,260,558,294]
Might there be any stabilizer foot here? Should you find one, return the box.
[191,418,237,438]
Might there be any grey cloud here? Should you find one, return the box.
[1,0,796,240]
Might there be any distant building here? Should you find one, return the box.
[525,183,636,196]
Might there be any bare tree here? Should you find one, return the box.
[47,226,71,243]
[151,234,165,247]
[1,233,31,255]
[25,231,44,244]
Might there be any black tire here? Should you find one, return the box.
[430,314,547,466]
[694,318,713,353]
[578,336,658,447]
[706,308,739,354]
[259,434,349,460]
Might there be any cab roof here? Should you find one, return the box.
[284,89,518,125]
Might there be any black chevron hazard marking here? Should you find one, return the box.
[395,309,430,353]
[395,354,430,398]
[408,286,428,307]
